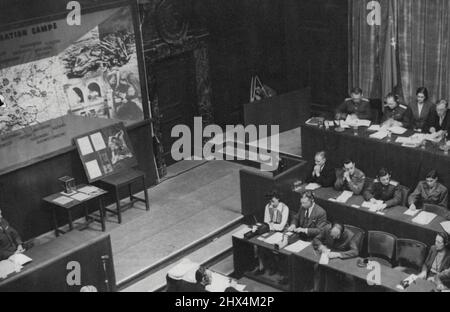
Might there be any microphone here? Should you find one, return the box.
[101,255,110,292]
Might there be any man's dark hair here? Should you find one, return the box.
[343,158,354,165]
[377,168,391,178]
[426,170,438,180]
[266,190,281,201]
[416,87,429,101]
[301,191,315,202]
[195,267,206,283]
[350,87,363,95]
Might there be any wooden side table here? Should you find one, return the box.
[43,185,108,237]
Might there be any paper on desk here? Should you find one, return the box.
[404,209,420,217]
[70,192,91,201]
[284,240,311,253]
[358,119,372,127]
[8,254,32,266]
[368,125,381,132]
[0,260,17,279]
[206,272,232,292]
[232,227,251,239]
[441,221,450,234]
[263,232,285,245]
[412,211,437,225]
[305,183,321,191]
[369,131,388,140]
[77,186,102,195]
[389,126,407,135]
[53,196,74,206]
[167,258,199,281]
[336,191,353,203]
[361,201,383,212]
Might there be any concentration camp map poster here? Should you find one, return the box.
[0,6,144,137]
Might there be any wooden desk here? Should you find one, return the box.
[301,124,450,199]
[233,233,436,292]
[288,187,445,246]
[43,185,108,236]
[0,232,116,292]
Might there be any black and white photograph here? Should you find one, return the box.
[0,0,449,301]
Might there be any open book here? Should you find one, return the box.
[0,254,32,279]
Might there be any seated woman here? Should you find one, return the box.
[408,170,448,211]
[404,87,433,131]
[363,168,403,211]
[418,233,450,288]
[252,191,289,277]
[381,93,407,128]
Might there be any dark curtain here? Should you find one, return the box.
[350,0,450,105]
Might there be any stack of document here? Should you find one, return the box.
[369,131,388,140]
[368,125,381,132]
[389,126,407,135]
[361,201,384,212]
[357,119,372,127]
[336,191,353,203]
[412,211,437,225]
[305,183,321,191]
[404,209,420,217]
[263,232,285,245]
[0,254,32,279]
[206,272,246,292]
[284,240,311,253]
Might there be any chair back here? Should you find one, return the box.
[396,238,428,272]
[368,231,397,264]
[424,204,448,218]
[345,224,365,254]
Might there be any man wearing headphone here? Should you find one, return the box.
[0,208,24,260]
[287,191,327,241]
[363,168,403,211]
[381,93,408,128]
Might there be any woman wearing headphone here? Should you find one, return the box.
[418,232,450,290]
[381,93,408,128]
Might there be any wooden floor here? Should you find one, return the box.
[30,128,302,289]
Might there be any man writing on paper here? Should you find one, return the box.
[423,100,450,135]
[334,159,366,195]
[381,93,407,128]
[0,209,24,260]
[312,223,360,291]
[305,151,336,188]
[408,170,448,211]
[363,168,403,211]
[335,87,372,121]
[287,191,327,241]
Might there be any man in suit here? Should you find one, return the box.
[0,209,24,261]
[334,159,366,195]
[363,168,403,211]
[335,87,372,121]
[312,223,360,291]
[305,151,336,188]
[287,191,327,241]
[423,100,450,134]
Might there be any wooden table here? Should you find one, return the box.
[232,233,436,292]
[43,185,108,236]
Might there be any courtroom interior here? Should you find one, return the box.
[0,0,449,293]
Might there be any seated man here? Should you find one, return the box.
[287,191,327,241]
[334,159,366,195]
[305,151,336,188]
[312,223,360,291]
[408,170,448,211]
[252,191,289,276]
[381,93,408,128]
[423,100,450,134]
[335,87,372,121]
[363,168,403,210]
[0,209,24,261]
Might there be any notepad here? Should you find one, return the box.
[370,131,388,140]
[8,254,32,266]
[305,183,321,191]
[336,191,353,203]
[441,221,450,234]
[284,240,311,253]
[412,211,437,225]
[404,209,419,217]
[368,125,381,132]
[53,196,74,206]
